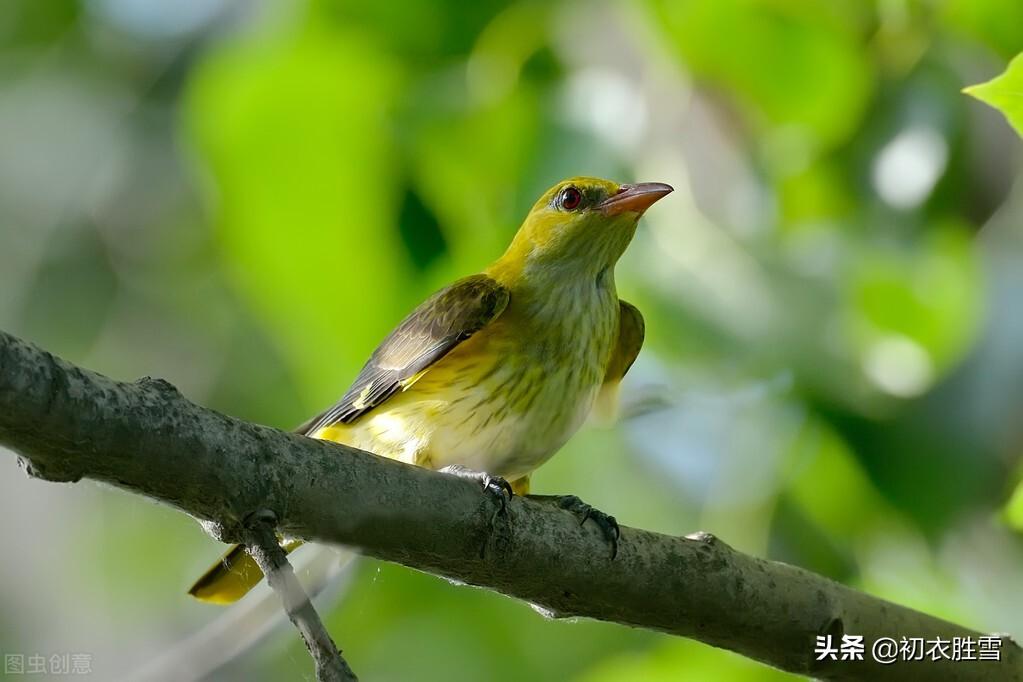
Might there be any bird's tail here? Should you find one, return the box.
[188,538,304,604]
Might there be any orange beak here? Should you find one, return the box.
[599,182,673,216]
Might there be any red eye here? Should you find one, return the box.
[559,186,582,210]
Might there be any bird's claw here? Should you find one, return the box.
[440,465,514,557]
[483,475,514,514]
[441,465,512,508]
[531,494,620,559]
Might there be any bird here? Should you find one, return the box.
[188,176,672,604]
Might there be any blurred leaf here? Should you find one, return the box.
[964,53,1023,139]
[942,0,1023,59]
[778,159,854,223]
[2,0,80,48]
[845,223,981,397]
[316,0,512,63]
[785,418,892,540]
[1005,479,1023,531]
[649,0,873,151]
[408,86,543,278]
[185,22,408,400]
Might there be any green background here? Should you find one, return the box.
[0,0,1021,679]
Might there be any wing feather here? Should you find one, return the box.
[300,275,509,433]
[593,300,645,423]
[605,300,644,383]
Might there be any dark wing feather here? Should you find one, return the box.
[604,300,644,384]
[299,275,510,434]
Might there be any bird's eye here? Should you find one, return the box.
[559,186,582,211]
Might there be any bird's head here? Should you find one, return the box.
[493,177,672,284]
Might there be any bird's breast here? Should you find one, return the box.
[343,284,619,480]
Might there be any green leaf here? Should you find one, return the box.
[964,53,1023,138]
[1005,479,1023,531]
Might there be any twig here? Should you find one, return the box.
[242,510,357,682]
[0,328,1020,681]
[119,542,353,682]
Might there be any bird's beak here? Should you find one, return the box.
[599,182,674,216]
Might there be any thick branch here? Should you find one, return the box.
[0,329,1019,681]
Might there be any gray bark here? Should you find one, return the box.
[0,329,1019,681]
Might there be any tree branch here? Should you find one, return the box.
[0,328,1019,681]
[242,510,357,681]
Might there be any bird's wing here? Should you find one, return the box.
[606,300,645,383]
[593,299,645,423]
[299,274,510,433]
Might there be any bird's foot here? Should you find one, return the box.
[440,465,514,557]
[528,494,620,559]
[440,465,514,511]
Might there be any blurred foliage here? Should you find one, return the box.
[1006,482,1023,531]
[966,53,1023,535]
[651,0,874,151]
[1,0,1023,680]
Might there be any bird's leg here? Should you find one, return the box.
[439,465,516,560]
[527,494,620,559]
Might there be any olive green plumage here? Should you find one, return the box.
[303,275,509,430]
[189,176,671,604]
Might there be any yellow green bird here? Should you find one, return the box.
[189,176,672,604]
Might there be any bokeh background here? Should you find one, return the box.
[2,0,1022,680]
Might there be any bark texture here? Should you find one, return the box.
[0,329,1019,681]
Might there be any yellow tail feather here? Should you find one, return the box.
[188,539,304,604]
